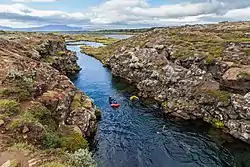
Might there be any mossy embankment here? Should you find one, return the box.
[0,32,99,166]
[79,21,250,144]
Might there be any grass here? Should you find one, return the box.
[9,143,36,155]
[10,111,40,129]
[0,99,20,115]
[0,87,30,101]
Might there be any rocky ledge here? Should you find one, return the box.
[90,22,250,144]
[0,32,99,166]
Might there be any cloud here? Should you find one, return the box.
[0,0,250,28]
[0,3,89,26]
[12,0,57,2]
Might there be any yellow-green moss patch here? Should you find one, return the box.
[212,119,225,129]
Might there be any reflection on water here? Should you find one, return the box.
[67,39,250,167]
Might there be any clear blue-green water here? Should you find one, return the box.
[67,40,250,167]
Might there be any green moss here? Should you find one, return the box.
[10,159,21,167]
[0,99,20,115]
[206,90,231,105]
[42,162,70,167]
[212,119,224,128]
[60,132,88,152]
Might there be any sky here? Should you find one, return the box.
[0,0,250,29]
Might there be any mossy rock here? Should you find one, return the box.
[60,132,88,152]
[0,99,20,115]
[71,93,82,110]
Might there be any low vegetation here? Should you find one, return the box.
[0,99,20,115]
[64,34,119,45]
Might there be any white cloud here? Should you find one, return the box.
[0,0,250,28]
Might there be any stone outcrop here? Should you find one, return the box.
[0,32,98,148]
[106,22,250,144]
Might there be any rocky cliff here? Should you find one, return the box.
[0,32,99,166]
[85,22,250,144]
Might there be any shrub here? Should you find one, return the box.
[70,149,96,167]
[43,132,60,149]
[60,132,88,152]
[28,104,51,121]
[10,112,38,129]
[0,99,20,115]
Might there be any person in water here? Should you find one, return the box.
[109,96,117,104]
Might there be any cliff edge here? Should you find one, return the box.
[0,32,99,166]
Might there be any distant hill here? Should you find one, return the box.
[0,25,83,32]
[0,26,13,31]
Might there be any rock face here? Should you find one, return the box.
[108,22,250,144]
[0,32,98,146]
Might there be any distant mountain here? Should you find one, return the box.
[0,26,13,31]
[0,25,83,32]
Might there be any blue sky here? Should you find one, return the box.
[0,0,250,29]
